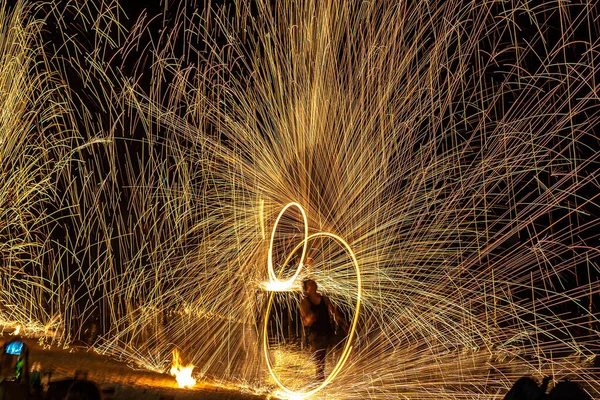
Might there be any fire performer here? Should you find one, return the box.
[299,278,349,382]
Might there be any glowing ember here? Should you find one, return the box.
[169,349,196,388]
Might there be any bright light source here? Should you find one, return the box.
[170,349,196,389]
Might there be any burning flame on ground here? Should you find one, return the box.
[170,349,196,388]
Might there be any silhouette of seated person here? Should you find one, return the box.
[504,376,550,400]
[65,380,102,400]
[47,370,93,400]
[548,380,591,400]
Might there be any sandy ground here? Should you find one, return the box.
[2,337,273,400]
[4,335,598,399]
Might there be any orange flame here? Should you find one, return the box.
[169,349,196,388]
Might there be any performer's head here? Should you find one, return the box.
[302,278,317,295]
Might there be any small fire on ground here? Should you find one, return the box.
[170,349,196,388]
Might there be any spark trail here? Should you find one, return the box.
[1,0,600,399]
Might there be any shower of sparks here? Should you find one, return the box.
[1,0,600,399]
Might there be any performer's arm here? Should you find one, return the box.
[300,297,316,326]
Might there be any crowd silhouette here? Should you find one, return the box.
[504,376,592,400]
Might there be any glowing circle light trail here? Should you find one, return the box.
[262,203,362,399]
[265,202,309,291]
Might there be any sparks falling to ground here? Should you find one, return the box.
[1,0,600,398]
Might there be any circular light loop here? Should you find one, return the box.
[266,202,308,290]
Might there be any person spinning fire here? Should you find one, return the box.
[299,278,349,382]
